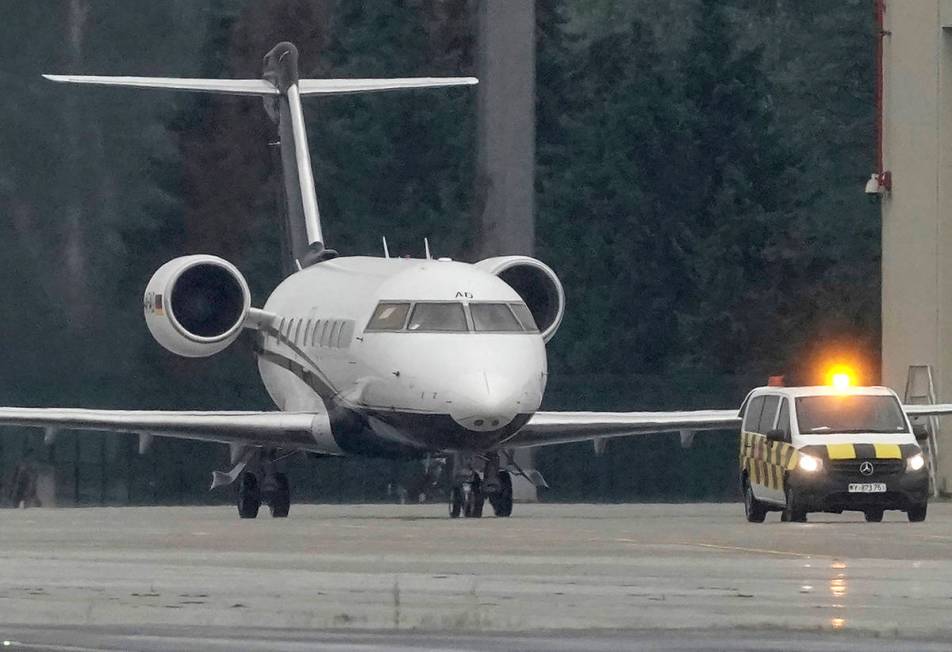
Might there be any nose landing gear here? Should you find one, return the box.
[449,474,485,518]
[488,470,513,517]
[447,453,513,518]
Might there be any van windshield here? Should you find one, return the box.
[795,395,908,434]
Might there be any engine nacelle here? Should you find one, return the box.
[475,256,565,342]
[143,255,251,358]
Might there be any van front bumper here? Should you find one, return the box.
[788,467,929,512]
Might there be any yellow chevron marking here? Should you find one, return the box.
[873,443,902,459]
[786,449,799,470]
[826,443,856,460]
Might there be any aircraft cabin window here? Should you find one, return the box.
[510,303,539,332]
[366,303,411,331]
[311,319,324,346]
[337,321,354,347]
[329,320,342,347]
[471,303,523,332]
[407,302,468,332]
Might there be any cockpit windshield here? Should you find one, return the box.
[471,303,523,332]
[407,302,468,332]
[795,395,908,434]
[365,302,410,331]
[509,303,538,332]
[364,301,539,334]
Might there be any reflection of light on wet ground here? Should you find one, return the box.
[830,575,847,598]
[828,559,848,629]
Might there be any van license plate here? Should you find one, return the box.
[848,483,886,493]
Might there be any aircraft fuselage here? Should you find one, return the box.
[256,256,548,457]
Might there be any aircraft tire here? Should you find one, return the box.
[269,472,290,518]
[908,502,928,522]
[490,471,513,517]
[449,486,462,518]
[237,472,260,519]
[463,476,484,518]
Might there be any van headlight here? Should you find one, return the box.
[798,454,822,473]
[907,453,926,472]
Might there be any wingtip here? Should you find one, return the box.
[42,74,63,82]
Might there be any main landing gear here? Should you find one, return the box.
[233,449,291,519]
[237,470,291,518]
[448,453,514,519]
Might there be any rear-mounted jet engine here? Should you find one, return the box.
[143,255,251,357]
[475,256,565,342]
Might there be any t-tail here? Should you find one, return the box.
[44,41,477,271]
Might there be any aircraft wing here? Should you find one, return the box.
[0,408,324,449]
[503,410,742,449]
[904,404,952,416]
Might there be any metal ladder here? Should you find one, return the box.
[904,365,941,497]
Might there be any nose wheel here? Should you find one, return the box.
[488,470,513,517]
[448,469,514,518]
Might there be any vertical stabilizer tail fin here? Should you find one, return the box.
[45,41,477,271]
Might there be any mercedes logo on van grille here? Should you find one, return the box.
[859,461,874,476]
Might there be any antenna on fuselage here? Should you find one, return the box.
[382,236,391,259]
[424,237,432,260]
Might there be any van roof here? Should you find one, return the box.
[748,385,897,398]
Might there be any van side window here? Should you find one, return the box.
[758,395,780,434]
[776,398,791,441]
[743,396,765,433]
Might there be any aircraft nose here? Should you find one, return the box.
[449,371,537,432]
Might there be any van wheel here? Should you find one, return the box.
[864,508,884,523]
[908,502,928,522]
[743,478,767,523]
[782,486,807,523]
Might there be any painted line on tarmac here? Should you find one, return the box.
[683,542,818,558]
[614,538,819,559]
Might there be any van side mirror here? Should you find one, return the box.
[766,429,786,443]
[913,424,930,443]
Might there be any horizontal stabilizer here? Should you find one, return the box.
[298,77,477,95]
[43,75,477,97]
[43,75,278,96]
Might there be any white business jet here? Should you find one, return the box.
[0,42,750,518]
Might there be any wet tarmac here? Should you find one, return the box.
[1,503,952,649]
